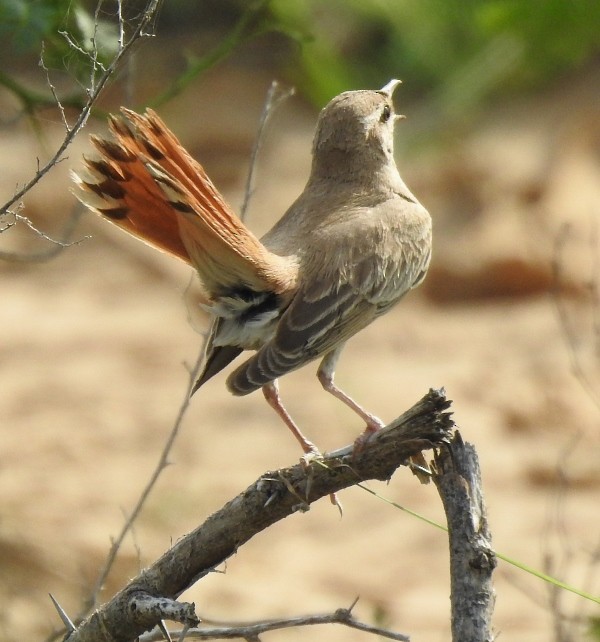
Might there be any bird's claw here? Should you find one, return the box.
[300,446,323,467]
[352,416,385,454]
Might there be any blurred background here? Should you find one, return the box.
[1,1,599,640]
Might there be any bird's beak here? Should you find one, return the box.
[379,79,402,97]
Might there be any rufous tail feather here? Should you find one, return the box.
[72,108,295,299]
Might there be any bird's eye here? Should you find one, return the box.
[380,104,392,123]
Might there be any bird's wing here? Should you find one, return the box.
[72,108,296,299]
[226,281,377,396]
[227,201,431,395]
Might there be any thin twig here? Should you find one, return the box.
[551,223,600,410]
[13,211,88,247]
[79,345,205,618]
[240,81,295,222]
[0,218,15,233]
[0,207,90,263]
[116,0,125,51]
[589,214,600,360]
[139,604,410,641]
[0,0,160,219]
[39,43,70,131]
[59,30,99,65]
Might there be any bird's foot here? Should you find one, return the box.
[299,446,343,516]
[352,416,385,453]
[300,443,323,467]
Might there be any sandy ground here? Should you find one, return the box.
[1,64,599,642]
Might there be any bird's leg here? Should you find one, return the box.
[318,351,427,475]
[263,381,342,513]
[262,380,319,456]
[317,347,385,448]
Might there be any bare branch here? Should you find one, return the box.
[61,389,453,642]
[116,0,125,50]
[0,216,15,234]
[13,211,88,247]
[58,31,103,70]
[139,601,410,641]
[433,432,496,642]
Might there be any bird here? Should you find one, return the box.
[72,79,432,457]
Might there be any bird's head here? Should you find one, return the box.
[311,80,403,178]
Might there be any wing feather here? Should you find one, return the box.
[226,199,432,395]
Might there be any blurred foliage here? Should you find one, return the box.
[0,0,117,73]
[1,0,599,122]
[146,0,298,109]
[0,0,119,114]
[267,0,600,111]
[0,0,287,116]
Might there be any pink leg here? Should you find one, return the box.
[262,380,318,455]
[263,381,342,512]
[317,347,385,441]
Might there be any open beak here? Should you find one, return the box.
[379,79,402,97]
[380,79,405,121]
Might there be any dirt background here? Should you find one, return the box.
[1,52,599,641]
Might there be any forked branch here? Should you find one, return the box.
[63,388,453,642]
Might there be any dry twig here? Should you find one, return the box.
[240,81,295,221]
[0,0,160,220]
[551,222,600,410]
[139,599,410,641]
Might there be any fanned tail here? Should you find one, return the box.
[72,108,295,299]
